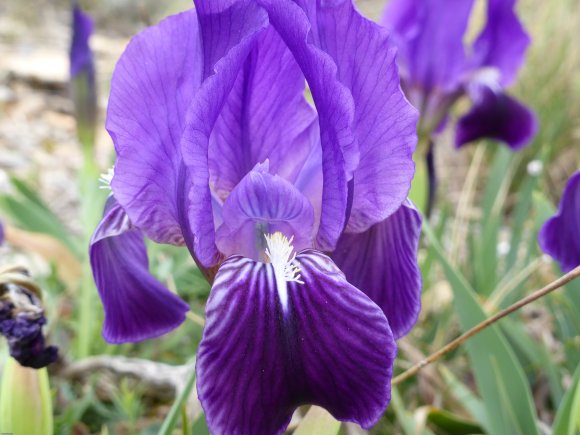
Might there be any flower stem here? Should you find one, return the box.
[392,264,580,385]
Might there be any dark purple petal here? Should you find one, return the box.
[89,198,189,343]
[539,171,580,273]
[455,82,537,150]
[197,249,396,434]
[471,0,531,86]
[332,200,422,339]
[181,1,269,266]
[70,4,94,79]
[107,10,202,246]
[293,0,417,232]
[381,0,475,92]
[0,295,58,369]
[208,25,318,199]
[0,220,4,245]
[216,168,314,260]
[256,0,360,250]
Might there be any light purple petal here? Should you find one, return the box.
[257,0,360,250]
[107,10,202,247]
[90,198,189,343]
[539,171,580,273]
[216,169,314,260]
[208,25,318,199]
[181,1,269,266]
[197,250,396,434]
[294,0,417,232]
[381,0,475,92]
[332,200,422,339]
[471,0,531,86]
[455,82,537,150]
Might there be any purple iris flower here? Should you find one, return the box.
[539,171,580,273]
[381,0,538,150]
[90,1,422,432]
[70,3,97,137]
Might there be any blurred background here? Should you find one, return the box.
[0,0,578,434]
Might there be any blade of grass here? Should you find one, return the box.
[158,362,196,435]
[419,219,541,435]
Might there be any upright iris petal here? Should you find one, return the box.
[92,1,422,433]
[538,171,580,273]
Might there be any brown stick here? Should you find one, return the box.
[392,264,580,385]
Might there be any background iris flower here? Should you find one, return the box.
[382,0,538,213]
[89,0,422,433]
[382,0,537,149]
[539,171,580,273]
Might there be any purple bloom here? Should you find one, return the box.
[539,171,580,273]
[381,0,537,149]
[70,4,94,79]
[0,279,58,369]
[70,3,97,137]
[90,1,422,432]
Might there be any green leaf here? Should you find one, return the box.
[390,388,434,435]
[409,153,428,216]
[439,366,487,427]
[427,408,484,435]
[423,219,540,435]
[158,362,196,435]
[191,414,211,435]
[500,318,564,405]
[552,364,580,435]
[476,147,516,295]
[293,406,341,435]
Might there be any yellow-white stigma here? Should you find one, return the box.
[264,232,303,313]
[264,232,304,284]
[99,166,115,190]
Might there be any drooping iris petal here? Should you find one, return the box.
[216,169,314,260]
[208,26,318,199]
[332,200,422,339]
[89,198,189,343]
[293,0,417,233]
[381,0,475,92]
[538,171,580,273]
[181,1,270,266]
[256,0,360,250]
[471,0,531,86]
[197,250,396,434]
[108,10,202,246]
[70,4,94,79]
[455,82,537,150]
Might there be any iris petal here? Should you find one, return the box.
[90,199,189,343]
[294,0,418,232]
[539,171,580,273]
[216,168,314,260]
[107,10,202,246]
[455,83,537,150]
[471,0,531,86]
[181,1,270,266]
[208,25,318,199]
[381,0,475,92]
[332,200,422,339]
[197,249,396,434]
[257,0,360,250]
